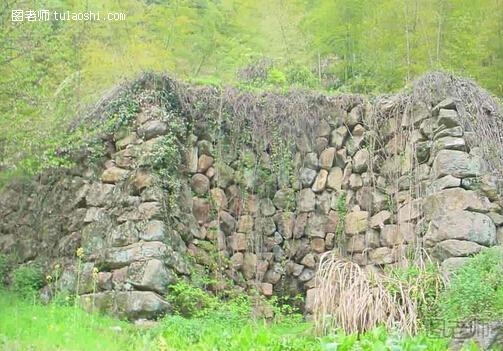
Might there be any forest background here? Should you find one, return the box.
[0,0,502,183]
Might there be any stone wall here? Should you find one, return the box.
[0,80,501,320]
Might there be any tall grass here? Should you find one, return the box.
[312,252,444,336]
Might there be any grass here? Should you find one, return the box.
[0,288,454,351]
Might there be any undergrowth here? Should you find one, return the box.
[439,247,503,323]
[0,288,453,351]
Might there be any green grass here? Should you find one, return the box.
[0,289,452,351]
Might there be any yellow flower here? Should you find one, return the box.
[76,247,84,258]
[46,275,52,282]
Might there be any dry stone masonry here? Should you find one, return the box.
[0,77,502,320]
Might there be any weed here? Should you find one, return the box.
[11,264,44,298]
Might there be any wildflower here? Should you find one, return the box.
[46,275,53,282]
[76,247,84,258]
[92,267,99,280]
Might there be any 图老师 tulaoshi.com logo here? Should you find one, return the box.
[11,9,126,22]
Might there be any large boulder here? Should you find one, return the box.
[127,259,175,294]
[344,211,368,235]
[80,291,170,320]
[425,210,496,246]
[432,150,487,179]
[137,120,168,140]
[423,188,491,219]
[103,241,168,269]
[433,240,484,260]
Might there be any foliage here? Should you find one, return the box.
[335,192,347,238]
[11,264,44,298]
[1,0,502,185]
[0,254,9,286]
[166,281,219,318]
[385,261,445,330]
[439,247,503,323]
[0,288,457,351]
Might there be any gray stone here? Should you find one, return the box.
[192,197,210,224]
[433,240,484,260]
[347,234,366,253]
[434,126,463,139]
[423,188,491,219]
[191,174,210,195]
[312,169,328,193]
[219,211,236,235]
[353,149,369,174]
[433,136,466,153]
[433,98,456,112]
[344,211,368,235]
[301,253,316,268]
[237,215,254,233]
[230,233,247,251]
[425,175,461,195]
[186,146,198,173]
[335,149,347,168]
[260,198,276,216]
[298,189,316,212]
[137,120,168,140]
[437,109,460,128]
[369,247,395,265]
[110,222,139,246]
[242,253,257,280]
[299,168,317,187]
[319,147,336,169]
[305,288,318,313]
[316,119,331,137]
[86,183,115,207]
[102,167,128,184]
[425,210,496,246]
[298,268,315,282]
[315,137,329,153]
[370,210,392,229]
[349,174,363,189]
[197,155,214,173]
[397,199,422,223]
[432,150,487,179]
[346,106,362,128]
[306,213,327,238]
[304,152,319,170]
[403,102,430,127]
[127,259,175,294]
[330,126,348,148]
[415,141,431,164]
[103,241,168,269]
[80,291,170,320]
[264,263,283,284]
[381,225,404,247]
[327,167,343,191]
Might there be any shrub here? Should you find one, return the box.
[11,264,44,298]
[439,247,503,323]
[167,281,218,318]
[0,254,8,286]
[386,262,445,330]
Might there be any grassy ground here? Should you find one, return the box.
[0,289,454,351]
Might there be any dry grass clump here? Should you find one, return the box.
[312,252,443,336]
